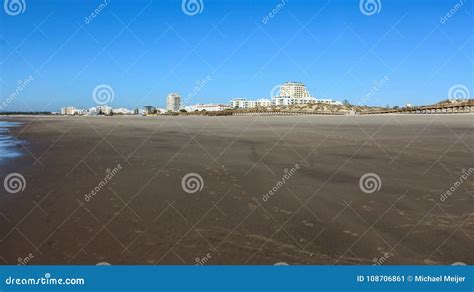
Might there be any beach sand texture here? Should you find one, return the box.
[0,115,472,265]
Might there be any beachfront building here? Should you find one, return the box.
[230,98,273,109]
[60,107,76,115]
[167,93,181,112]
[96,105,113,115]
[230,98,248,109]
[279,81,311,98]
[314,98,343,106]
[273,96,317,106]
[143,106,156,115]
[185,104,230,112]
[112,108,133,115]
[230,82,343,109]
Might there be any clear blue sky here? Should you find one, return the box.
[0,0,472,111]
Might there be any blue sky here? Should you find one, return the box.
[0,0,472,111]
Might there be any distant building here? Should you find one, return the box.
[273,96,316,106]
[167,93,181,112]
[230,98,248,109]
[61,107,76,115]
[96,105,112,115]
[279,81,311,98]
[143,106,156,115]
[230,82,342,109]
[315,98,343,106]
[112,108,133,115]
[185,104,230,112]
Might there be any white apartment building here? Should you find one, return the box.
[230,82,344,109]
[60,107,76,115]
[230,98,248,109]
[273,96,317,106]
[167,93,181,112]
[96,105,113,115]
[279,82,311,98]
[316,98,343,106]
[185,104,230,112]
[230,98,273,109]
[112,108,133,115]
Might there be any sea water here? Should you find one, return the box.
[0,121,22,160]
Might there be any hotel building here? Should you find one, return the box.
[279,81,311,98]
[60,107,76,115]
[230,82,342,109]
[167,93,182,112]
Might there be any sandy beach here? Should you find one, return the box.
[0,115,472,265]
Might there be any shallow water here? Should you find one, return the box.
[0,121,22,160]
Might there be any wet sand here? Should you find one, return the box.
[0,115,473,265]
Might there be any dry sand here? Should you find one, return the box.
[0,114,472,265]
